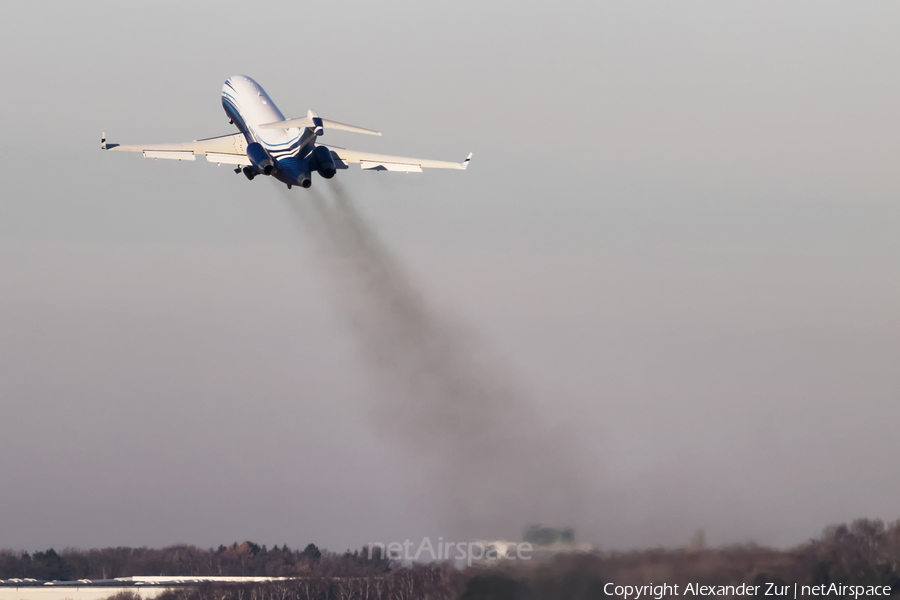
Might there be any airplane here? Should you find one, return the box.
[102,75,472,189]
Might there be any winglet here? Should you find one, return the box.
[461,152,473,170]
[101,132,106,150]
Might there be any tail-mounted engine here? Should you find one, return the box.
[309,145,336,179]
[246,142,274,175]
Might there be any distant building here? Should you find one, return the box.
[473,526,594,566]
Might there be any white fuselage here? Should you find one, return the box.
[221,75,315,184]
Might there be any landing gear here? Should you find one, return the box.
[234,167,241,174]
[242,167,256,181]
[228,118,234,125]
[287,184,292,190]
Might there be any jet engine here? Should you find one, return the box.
[309,145,336,179]
[246,142,274,175]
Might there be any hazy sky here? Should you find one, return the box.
[1,1,899,553]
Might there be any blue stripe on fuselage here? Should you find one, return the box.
[261,134,302,148]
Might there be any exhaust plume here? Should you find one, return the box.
[281,182,588,540]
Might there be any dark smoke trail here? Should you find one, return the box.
[280,181,588,540]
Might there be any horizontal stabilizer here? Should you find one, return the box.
[259,116,381,136]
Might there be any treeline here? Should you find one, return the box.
[450,517,900,600]
[4,518,900,599]
[130,561,602,600]
[594,518,900,594]
[576,518,900,600]
[153,566,468,600]
[0,542,390,580]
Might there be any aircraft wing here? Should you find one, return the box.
[101,132,252,166]
[321,145,472,173]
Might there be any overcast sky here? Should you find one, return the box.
[1,1,899,553]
